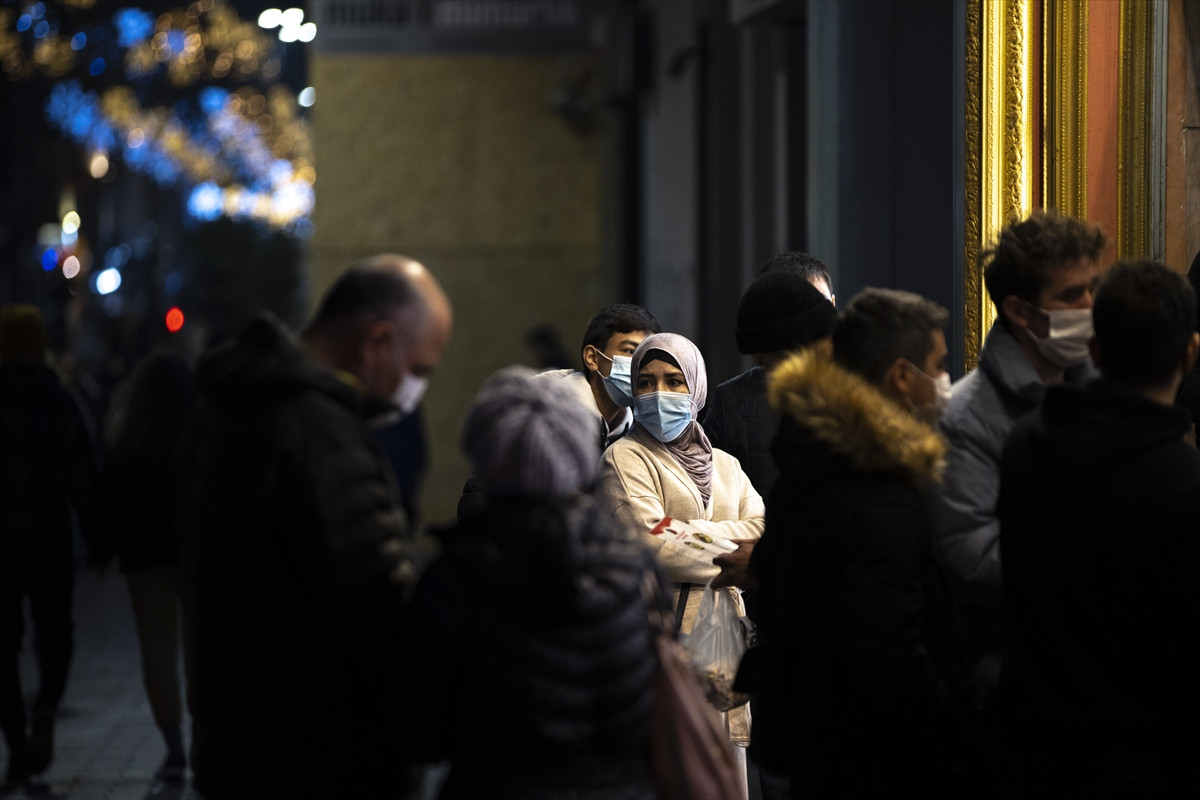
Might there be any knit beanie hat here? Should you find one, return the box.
[735,272,837,355]
[463,365,599,498]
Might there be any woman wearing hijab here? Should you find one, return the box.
[595,332,763,791]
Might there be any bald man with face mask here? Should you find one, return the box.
[178,255,451,800]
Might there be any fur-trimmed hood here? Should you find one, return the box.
[767,350,945,486]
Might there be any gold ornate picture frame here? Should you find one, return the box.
[962,0,1166,372]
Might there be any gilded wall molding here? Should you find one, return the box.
[1118,0,1153,260]
[963,0,1033,371]
[964,0,982,369]
[1043,0,1088,220]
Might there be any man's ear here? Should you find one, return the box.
[884,356,912,398]
[364,318,394,351]
[582,344,601,374]
[1088,335,1102,372]
[1184,332,1200,374]
[1001,295,1030,329]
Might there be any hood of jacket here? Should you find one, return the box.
[1027,378,1191,480]
[195,312,391,419]
[767,350,946,487]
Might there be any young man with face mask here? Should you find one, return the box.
[929,211,1105,687]
[456,304,660,521]
[743,288,979,799]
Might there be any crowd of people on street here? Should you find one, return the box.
[2,211,1199,798]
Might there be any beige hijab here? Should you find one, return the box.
[630,332,714,507]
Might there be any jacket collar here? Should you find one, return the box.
[768,350,945,486]
[978,319,1095,404]
[197,312,392,420]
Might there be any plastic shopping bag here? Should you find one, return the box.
[680,582,750,712]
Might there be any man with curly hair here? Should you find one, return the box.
[929,211,1105,685]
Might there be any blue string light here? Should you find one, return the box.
[114,8,154,49]
[35,8,313,235]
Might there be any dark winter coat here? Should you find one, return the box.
[177,313,416,800]
[402,496,659,800]
[744,351,979,797]
[97,454,182,572]
[0,361,96,560]
[998,379,1200,793]
[703,365,778,496]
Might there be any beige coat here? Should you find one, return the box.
[596,425,764,746]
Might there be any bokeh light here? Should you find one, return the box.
[165,307,185,333]
[61,211,81,234]
[188,182,223,221]
[94,268,122,295]
[89,151,109,179]
[115,8,155,49]
[41,249,57,271]
[105,244,131,269]
[298,87,315,107]
[62,255,81,279]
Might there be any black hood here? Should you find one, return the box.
[195,312,391,419]
[1028,379,1191,480]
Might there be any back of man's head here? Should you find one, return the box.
[303,254,451,402]
[833,288,949,387]
[755,251,833,298]
[306,255,426,343]
[982,210,1106,310]
[735,272,836,355]
[0,304,48,362]
[1093,260,1196,390]
[579,304,661,370]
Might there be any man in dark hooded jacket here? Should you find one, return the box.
[998,260,1200,793]
[178,255,451,800]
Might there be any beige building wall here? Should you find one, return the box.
[309,53,608,527]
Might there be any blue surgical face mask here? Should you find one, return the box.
[597,352,634,407]
[633,391,693,443]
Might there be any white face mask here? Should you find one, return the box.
[1024,306,1093,368]
[391,373,427,417]
[905,360,951,426]
[385,334,427,417]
